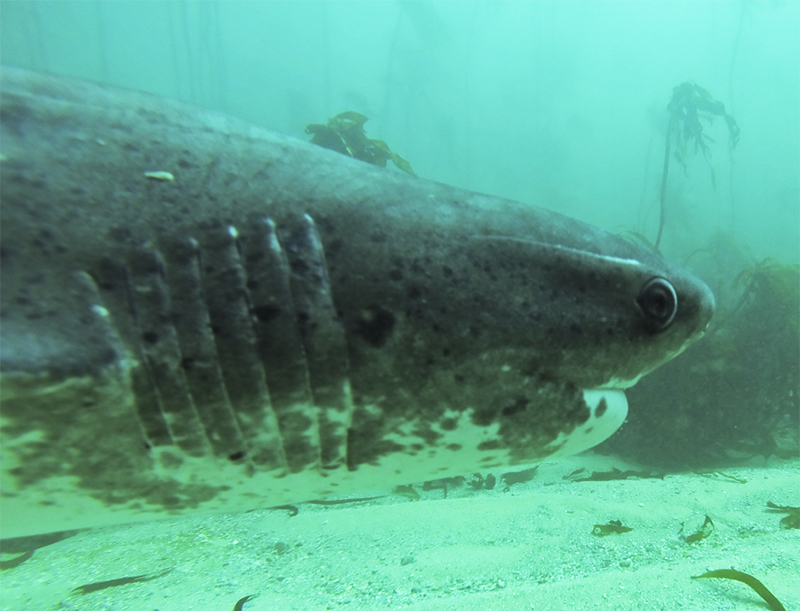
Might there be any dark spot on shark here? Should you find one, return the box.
[501,397,530,417]
[346,420,406,469]
[440,417,458,431]
[471,405,495,427]
[290,258,309,275]
[355,305,395,348]
[326,238,344,258]
[413,425,442,445]
[254,304,282,323]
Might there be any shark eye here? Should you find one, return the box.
[636,277,677,330]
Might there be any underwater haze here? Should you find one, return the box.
[1,3,798,611]
[1,0,798,263]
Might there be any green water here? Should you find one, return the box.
[2,1,798,263]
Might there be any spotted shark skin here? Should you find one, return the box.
[0,67,714,537]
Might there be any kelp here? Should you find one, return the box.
[422,476,465,498]
[732,258,796,291]
[306,112,415,175]
[306,496,384,506]
[727,259,800,335]
[467,472,497,491]
[501,466,539,487]
[0,528,80,554]
[393,484,421,501]
[680,515,714,544]
[71,567,173,595]
[263,496,385,516]
[654,82,739,248]
[264,504,300,517]
[766,502,800,530]
[233,594,257,611]
[667,82,740,171]
[692,569,786,611]
[0,550,34,570]
[592,520,633,537]
[696,470,747,484]
[567,467,664,482]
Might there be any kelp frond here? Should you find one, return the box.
[306,112,415,175]
[692,569,786,611]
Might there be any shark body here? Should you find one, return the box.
[0,68,714,537]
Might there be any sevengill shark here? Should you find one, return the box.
[0,67,714,537]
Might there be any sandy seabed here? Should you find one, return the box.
[1,453,798,611]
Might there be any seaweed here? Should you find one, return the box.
[725,259,800,336]
[697,470,748,484]
[71,567,173,595]
[680,515,714,544]
[766,502,800,530]
[306,112,415,175]
[0,550,34,570]
[567,467,664,482]
[269,504,300,517]
[422,476,465,498]
[467,473,497,490]
[306,495,384,506]
[501,465,539,488]
[654,82,739,248]
[592,520,633,537]
[393,484,421,500]
[606,255,799,467]
[692,569,786,611]
[233,594,257,611]
[0,528,80,554]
